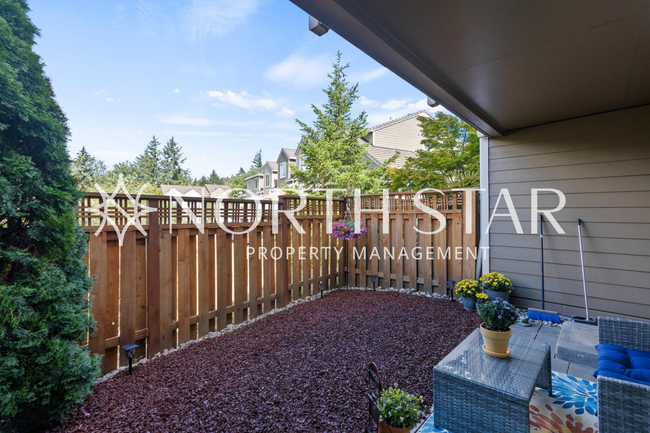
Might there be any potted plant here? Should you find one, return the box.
[477,298,518,358]
[479,272,514,302]
[377,385,423,433]
[455,279,480,310]
[330,220,367,241]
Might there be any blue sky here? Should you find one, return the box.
[29,0,443,179]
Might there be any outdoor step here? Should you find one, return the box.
[556,321,598,367]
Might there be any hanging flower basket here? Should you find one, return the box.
[330,220,367,241]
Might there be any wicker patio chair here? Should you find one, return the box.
[597,317,650,433]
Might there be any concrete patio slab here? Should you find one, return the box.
[556,321,598,367]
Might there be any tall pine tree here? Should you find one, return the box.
[134,135,162,186]
[160,136,191,184]
[70,146,107,191]
[250,149,262,172]
[293,52,391,193]
[0,1,100,429]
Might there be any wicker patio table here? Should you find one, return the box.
[433,329,553,433]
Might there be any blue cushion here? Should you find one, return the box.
[595,344,650,386]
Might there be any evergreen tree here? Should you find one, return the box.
[206,169,222,184]
[134,135,161,185]
[0,1,100,429]
[160,136,191,184]
[70,146,107,191]
[293,52,391,193]
[389,112,480,190]
[250,149,262,172]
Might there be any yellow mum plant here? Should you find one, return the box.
[480,272,514,293]
[455,279,480,299]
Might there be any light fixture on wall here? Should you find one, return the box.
[309,15,329,36]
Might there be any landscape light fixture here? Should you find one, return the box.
[446,281,456,301]
[370,275,378,291]
[122,343,139,375]
[318,282,325,299]
[308,15,329,36]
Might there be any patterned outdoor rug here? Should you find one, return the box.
[418,372,598,433]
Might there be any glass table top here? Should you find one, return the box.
[434,329,550,401]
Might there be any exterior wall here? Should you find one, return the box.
[487,105,650,321]
[261,165,277,197]
[373,115,425,151]
[276,151,295,187]
[246,176,263,195]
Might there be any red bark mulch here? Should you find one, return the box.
[51,290,481,432]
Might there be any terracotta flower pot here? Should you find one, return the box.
[480,323,512,358]
[378,421,412,433]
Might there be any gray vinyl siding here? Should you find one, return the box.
[276,151,294,187]
[488,105,650,321]
[374,116,425,151]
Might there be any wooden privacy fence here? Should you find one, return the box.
[78,189,478,374]
[345,190,479,292]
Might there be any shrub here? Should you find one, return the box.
[477,298,518,332]
[455,279,480,299]
[480,272,514,293]
[0,1,100,430]
[377,385,423,429]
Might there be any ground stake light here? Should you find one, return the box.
[318,282,325,298]
[122,343,139,375]
[370,275,378,291]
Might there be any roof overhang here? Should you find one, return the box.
[290,0,650,137]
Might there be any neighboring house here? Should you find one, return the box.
[294,0,650,321]
[244,172,264,197]
[276,148,298,188]
[362,110,431,168]
[285,111,430,187]
[205,184,231,198]
[260,161,278,198]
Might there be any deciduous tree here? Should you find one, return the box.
[389,112,479,191]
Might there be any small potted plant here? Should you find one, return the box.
[377,385,423,433]
[455,279,480,310]
[330,220,367,241]
[479,272,514,302]
[477,298,518,358]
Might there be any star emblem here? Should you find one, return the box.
[85,174,156,246]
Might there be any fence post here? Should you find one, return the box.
[277,196,289,307]
[147,199,161,357]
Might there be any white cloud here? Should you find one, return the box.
[265,52,331,88]
[184,0,259,40]
[277,107,295,118]
[159,115,214,126]
[174,88,180,93]
[358,96,377,107]
[208,90,277,111]
[380,99,408,110]
[352,67,389,83]
[106,97,115,102]
[93,89,107,97]
[367,98,445,125]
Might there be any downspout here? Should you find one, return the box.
[477,131,490,279]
